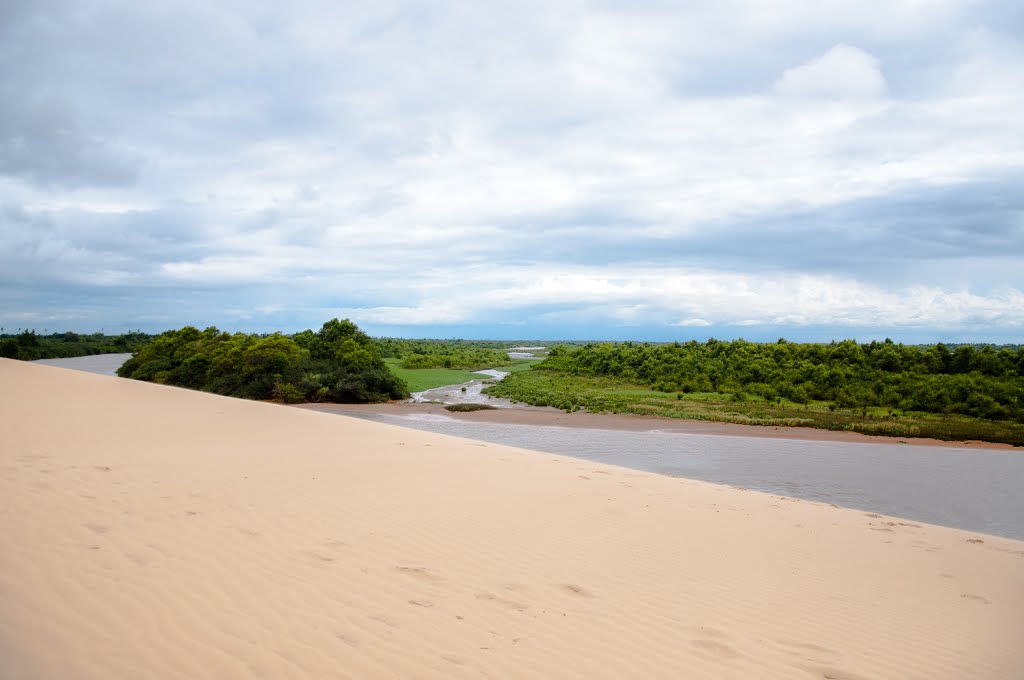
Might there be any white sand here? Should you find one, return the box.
[2,358,1022,679]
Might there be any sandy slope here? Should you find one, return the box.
[1,359,1022,680]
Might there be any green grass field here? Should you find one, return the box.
[382,358,483,392]
[384,358,538,393]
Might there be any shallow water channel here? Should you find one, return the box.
[410,369,519,407]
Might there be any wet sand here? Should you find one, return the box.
[3,358,1023,679]
[304,400,1017,450]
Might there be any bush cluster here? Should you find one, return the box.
[117,319,408,403]
[378,338,510,370]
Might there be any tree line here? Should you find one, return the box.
[536,339,1024,422]
[0,330,153,360]
[117,319,408,403]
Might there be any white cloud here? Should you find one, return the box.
[774,44,888,99]
[326,305,468,326]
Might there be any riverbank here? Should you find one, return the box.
[303,401,1017,450]
[3,359,1023,679]
[33,352,1020,450]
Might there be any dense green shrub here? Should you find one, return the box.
[117,319,408,404]
[378,338,509,371]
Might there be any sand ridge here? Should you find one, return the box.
[1,358,1023,679]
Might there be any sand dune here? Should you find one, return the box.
[1,359,1022,679]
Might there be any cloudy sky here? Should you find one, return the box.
[2,0,1022,341]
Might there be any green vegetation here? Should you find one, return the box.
[117,319,408,403]
[489,360,542,374]
[485,339,1024,446]
[384,359,492,393]
[376,339,540,392]
[379,338,510,370]
[0,330,153,360]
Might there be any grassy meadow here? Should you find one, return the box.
[384,357,538,393]
[383,358,490,392]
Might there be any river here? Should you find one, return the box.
[31,353,133,375]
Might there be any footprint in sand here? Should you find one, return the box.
[367,614,397,628]
[558,583,594,598]
[475,592,528,611]
[911,539,942,552]
[691,639,741,659]
[688,626,728,639]
[991,546,1024,557]
[775,639,840,664]
[807,666,869,680]
[125,552,150,566]
[395,565,444,582]
[334,632,359,648]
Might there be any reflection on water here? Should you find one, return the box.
[342,410,1024,541]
